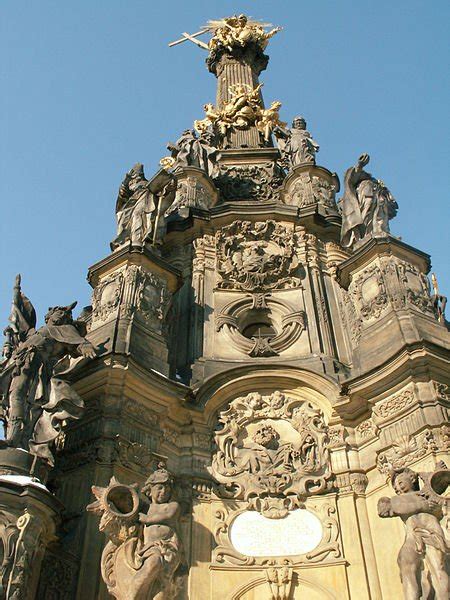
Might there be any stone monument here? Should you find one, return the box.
[0,13,448,600]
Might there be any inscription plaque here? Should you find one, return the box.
[229,509,323,557]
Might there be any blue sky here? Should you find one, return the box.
[1,0,449,325]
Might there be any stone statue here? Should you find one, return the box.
[111,163,177,249]
[431,273,447,324]
[340,153,398,248]
[87,464,184,600]
[274,116,319,168]
[377,466,449,600]
[167,129,219,177]
[111,163,156,249]
[0,275,96,464]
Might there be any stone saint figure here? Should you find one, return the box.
[340,153,398,248]
[0,275,96,464]
[88,464,183,600]
[111,163,156,249]
[377,467,449,600]
[274,116,319,168]
[167,129,219,177]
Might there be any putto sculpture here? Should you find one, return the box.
[87,464,184,600]
[111,163,176,250]
[194,83,285,148]
[274,116,319,169]
[377,464,449,600]
[207,14,281,54]
[340,153,398,248]
[0,275,96,464]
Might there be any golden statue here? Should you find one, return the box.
[256,100,286,142]
[207,15,281,53]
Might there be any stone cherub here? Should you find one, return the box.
[88,464,184,600]
[111,163,176,249]
[340,153,398,248]
[378,466,449,600]
[274,116,319,168]
[0,275,96,464]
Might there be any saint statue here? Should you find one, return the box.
[340,153,398,248]
[111,163,177,249]
[88,464,184,600]
[0,275,96,464]
[274,116,319,168]
[378,466,449,600]
[167,128,219,177]
[111,163,156,249]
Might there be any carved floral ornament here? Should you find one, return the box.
[209,391,332,519]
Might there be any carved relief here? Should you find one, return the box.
[165,176,213,217]
[92,272,123,322]
[349,264,388,320]
[327,425,346,449]
[373,388,415,421]
[117,440,157,474]
[216,220,301,291]
[287,173,336,209]
[123,401,158,428]
[119,266,171,332]
[265,565,293,600]
[396,260,434,314]
[376,430,438,475]
[210,392,331,517]
[214,163,284,201]
[355,418,379,442]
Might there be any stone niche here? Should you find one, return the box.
[280,164,340,217]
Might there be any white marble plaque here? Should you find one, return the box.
[229,509,323,557]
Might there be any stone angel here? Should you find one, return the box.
[0,275,96,464]
[87,464,184,600]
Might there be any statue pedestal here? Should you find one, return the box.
[337,236,450,373]
[0,448,62,600]
[88,245,181,376]
[280,163,340,222]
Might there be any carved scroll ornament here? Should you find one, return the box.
[210,392,331,518]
